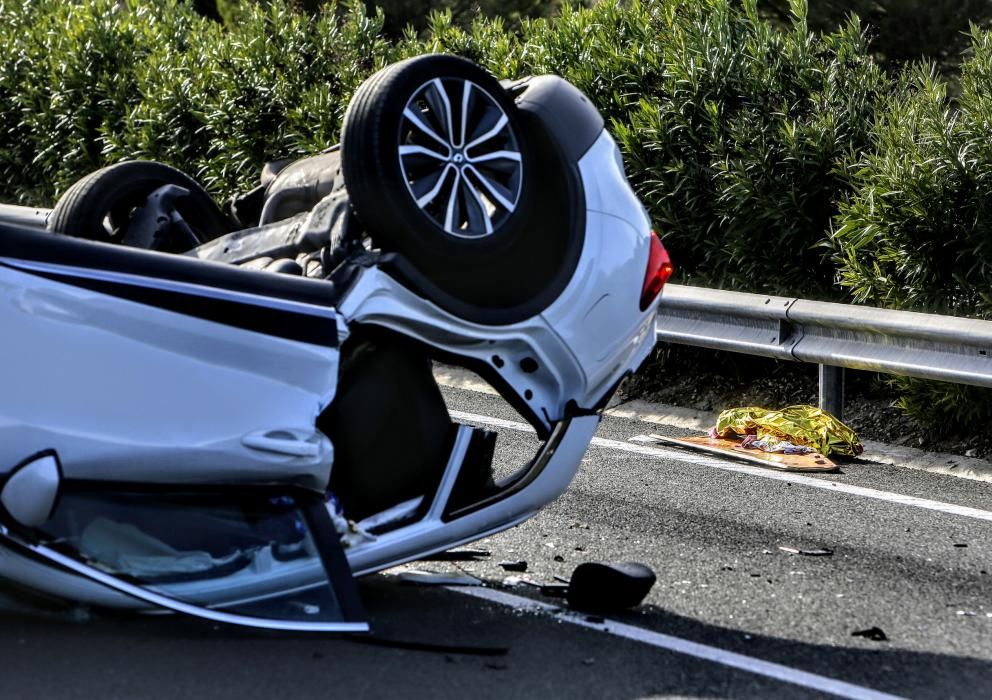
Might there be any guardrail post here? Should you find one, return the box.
[818,365,845,420]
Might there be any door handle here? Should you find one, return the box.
[241,430,320,458]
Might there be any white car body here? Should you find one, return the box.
[0,72,666,631]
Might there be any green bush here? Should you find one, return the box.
[0,0,394,204]
[760,0,992,73]
[106,2,393,197]
[606,0,888,296]
[835,32,992,317]
[206,0,571,36]
[0,0,168,203]
[832,28,992,431]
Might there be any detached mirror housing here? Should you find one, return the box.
[1,452,61,528]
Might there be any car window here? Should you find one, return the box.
[3,486,366,632]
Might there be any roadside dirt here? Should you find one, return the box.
[624,345,992,459]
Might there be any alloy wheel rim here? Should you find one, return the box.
[398,77,523,239]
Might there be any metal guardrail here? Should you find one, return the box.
[0,204,50,229]
[656,284,992,419]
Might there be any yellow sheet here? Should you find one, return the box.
[714,405,863,457]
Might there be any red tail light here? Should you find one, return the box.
[640,233,673,311]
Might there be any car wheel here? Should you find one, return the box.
[342,55,574,309]
[48,160,230,252]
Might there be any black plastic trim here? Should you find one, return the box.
[0,222,340,307]
[442,428,498,515]
[513,75,604,163]
[7,263,338,347]
[299,494,367,623]
[442,418,571,522]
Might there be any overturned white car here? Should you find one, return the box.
[0,55,671,632]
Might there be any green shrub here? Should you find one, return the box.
[612,1,889,296]
[0,0,178,203]
[207,0,572,35]
[0,0,393,204]
[834,31,992,317]
[106,1,394,197]
[760,0,992,73]
[832,28,992,431]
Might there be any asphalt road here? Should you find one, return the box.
[2,384,991,699]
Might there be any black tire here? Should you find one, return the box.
[342,55,576,309]
[48,161,230,252]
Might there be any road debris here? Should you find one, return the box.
[396,570,482,586]
[422,548,492,561]
[740,434,815,455]
[566,561,657,613]
[852,627,888,641]
[498,560,528,572]
[505,577,569,598]
[778,546,834,557]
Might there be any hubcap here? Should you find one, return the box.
[398,77,523,239]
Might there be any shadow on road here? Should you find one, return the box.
[0,576,989,699]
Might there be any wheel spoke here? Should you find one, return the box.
[403,107,450,150]
[444,168,462,233]
[459,80,474,148]
[464,113,508,151]
[400,144,449,160]
[399,76,522,238]
[414,164,455,208]
[466,149,521,164]
[424,79,454,142]
[400,144,450,173]
[464,165,516,212]
[461,174,494,235]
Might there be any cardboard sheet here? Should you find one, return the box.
[650,434,838,473]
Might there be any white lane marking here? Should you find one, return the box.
[447,410,992,523]
[451,585,904,700]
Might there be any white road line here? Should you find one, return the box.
[447,410,992,523]
[451,585,904,700]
